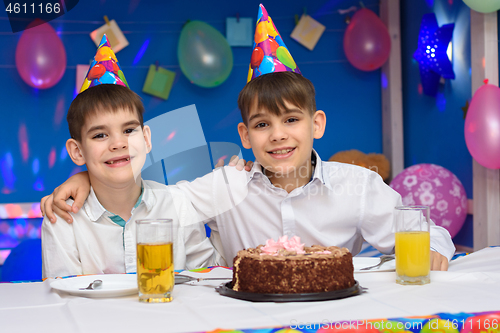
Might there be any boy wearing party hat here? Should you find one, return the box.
[41,35,219,278]
[42,6,454,270]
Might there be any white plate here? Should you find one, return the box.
[50,274,138,298]
[353,257,396,273]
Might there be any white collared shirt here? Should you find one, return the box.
[175,150,455,265]
[42,180,218,279]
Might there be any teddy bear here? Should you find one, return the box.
[329,149,391,182]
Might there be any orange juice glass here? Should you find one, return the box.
[394,206,431,285]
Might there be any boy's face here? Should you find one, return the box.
[238,99,326,176]
[67,108,151,188]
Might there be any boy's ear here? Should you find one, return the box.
[312,110,326,139]
[237,122,252,149]
[66,139,86,166]
[142,125,152,153]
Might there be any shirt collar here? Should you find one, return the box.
[248,149,332,190]
[83,179,156,222]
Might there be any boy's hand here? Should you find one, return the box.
[430,250,449,271]
[215,155,253,171]
[40,171,91,224]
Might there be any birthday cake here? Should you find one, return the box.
[232,236,355,294]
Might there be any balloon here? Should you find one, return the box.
[258,56,275,74]
[247,64,253,82]
[251,47,264,69]
[276,46,296,70]
[390,164,468,238]
[275,35,286,47]
[274,59,287,72]
[80,79,91,92]
[87,64,106,80]
[462,0,500,13]
[255,21,269,44]
[464,83,500,169]
[260,38,279,57]
[178,21,233,88]
[95,46,117,62]
[343,8,391,71]
[15,19,66,89]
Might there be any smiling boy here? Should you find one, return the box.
[41,37,217,279]
[41,6,455,270]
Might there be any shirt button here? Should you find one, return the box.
[128,257,134,263]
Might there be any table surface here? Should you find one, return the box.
[1,247,499,333]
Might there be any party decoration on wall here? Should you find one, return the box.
[462,0,500,13]
[178,21,233,88]
[343,8,391,71]
[79,34,129,93]
[142,64,176,100]
[464,80,500,169]
[291,14,326,51]
[390,164,468,238]
[248,4,302,82]
[226,16,253,47]
[90,16,129,53]
[413,13,455,97]
[15,19,67,89]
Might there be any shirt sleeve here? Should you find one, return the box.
[41,211,82,278]
[360,171,455,261]
[171,188,222,270]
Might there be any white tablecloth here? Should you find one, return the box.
[1,247,499,333]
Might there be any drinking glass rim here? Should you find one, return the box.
[136,219,173,225]
[395,205,430,211]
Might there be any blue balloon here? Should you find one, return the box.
[275,35,286,47]
[258,56,275,74]
[98,71,117,85]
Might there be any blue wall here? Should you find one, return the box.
[0,0,382,204]
[0,0,473,246]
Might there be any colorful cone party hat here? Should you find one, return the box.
[247,4,301,82]
[79,34,129,93]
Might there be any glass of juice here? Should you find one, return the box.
[136,219,174,302]
[394,206,430,285]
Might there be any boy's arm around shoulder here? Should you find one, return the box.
[172,165,250,221]
[41,200,83,279]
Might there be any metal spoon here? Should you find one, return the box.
[359,255,395,271]
[79,279,103,290]
[175,274,231,284]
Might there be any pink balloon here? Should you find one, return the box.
[464,83,500,169]
[390,164,468,238]
[15,20,66,89]
[343,8,391,71]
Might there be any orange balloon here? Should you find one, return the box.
[266,17,278,37]
[95,46,117,62]
[255,22,268,44]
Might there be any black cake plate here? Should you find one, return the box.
[215,280,364,303]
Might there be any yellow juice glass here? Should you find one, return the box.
[136,219,174,302]
[394,206,431,285]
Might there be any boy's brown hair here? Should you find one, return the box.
[237,72,316,125]
[67,84,145,141]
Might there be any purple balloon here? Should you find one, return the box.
[343,8,391,71]
[390,164,468,238]
[464,83,500,169]
[15,20,66,89]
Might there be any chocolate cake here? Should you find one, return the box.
[232,236,355,294]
